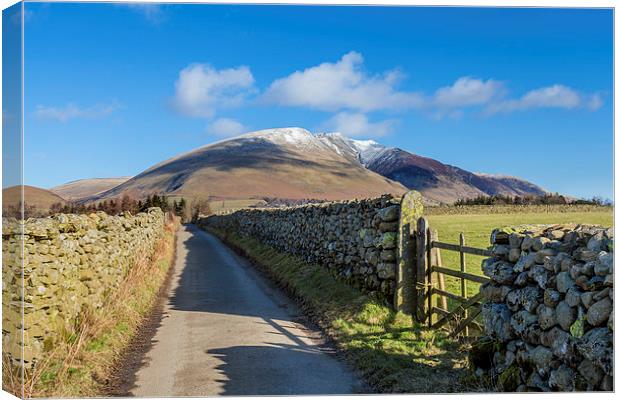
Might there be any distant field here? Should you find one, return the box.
[426,204,612,215]
[208,198,267,213]
[426,208,613,301]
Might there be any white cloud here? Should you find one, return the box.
[518,85,580,108]
[323,112,395,138]
[426,77,504,119]
[173,63,255,118]
[34,102,120,122]
[172,52,602,124]
[485,84,599,114]
[263,51,423,112]
[206,118,247,137]
[433,77,503,109]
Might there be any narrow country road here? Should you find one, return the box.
[126,224,361,396]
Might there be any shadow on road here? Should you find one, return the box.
[164,225,359,395]
[105,242,176,397]
[173,226,469,394]
[206,342,352,395]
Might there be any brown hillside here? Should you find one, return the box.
[317,133,547,205]
[365,149,546,204]
[51,177,131,201]
[86,128,407,203]
[2,185,66,214]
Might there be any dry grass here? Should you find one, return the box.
[3,217,179,398]
[3,352,22,398]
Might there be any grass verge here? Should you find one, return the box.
[206,226,479,393]
[4,217,179,397]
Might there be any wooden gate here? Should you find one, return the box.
[411,217,491,337]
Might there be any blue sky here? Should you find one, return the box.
[2,3,22,188]
[20,2,613,199]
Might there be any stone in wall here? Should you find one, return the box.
[198,195,401,301]
[470,224,613,391]
[2,208,165,367]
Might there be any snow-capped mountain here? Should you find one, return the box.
[84,128,407,204]
[79,127,545,205]
[315,132,388,165]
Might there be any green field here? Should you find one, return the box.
[208,198,267,213]
[426,209,613,303]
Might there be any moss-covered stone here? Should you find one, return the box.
[477,223,613,392]
[395,190,423,314]
[2,208,165,368]
[570,308,585,338]
[379,232,397,249]
[197,196,402,305]
[497,364,521,392]
[398,190,423,229]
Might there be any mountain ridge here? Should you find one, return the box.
[83,128,408,204]
[313,131,547,204]
[51,177,132,201]
[60,127,546,205]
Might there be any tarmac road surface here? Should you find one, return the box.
[128,224,361,396]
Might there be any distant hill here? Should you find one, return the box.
[67,127,547,207]
[2,185,66,216]
[51,177,131,202]
[474,173,548,197]
[84,128,407,204]
[318,133,547,204]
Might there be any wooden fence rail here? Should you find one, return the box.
[410,216,490,338]
[430,241,493,257]
[430,266,490,284]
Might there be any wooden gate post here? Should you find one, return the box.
[429,229,448,311]
[415,217,428,323]
[395,190,424,314]
[459,232,469,337]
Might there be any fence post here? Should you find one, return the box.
[395,190,424,314]
[429,229,448,312]
[459,232,469,337]
[415,217,428,323]
[426,226,433,327]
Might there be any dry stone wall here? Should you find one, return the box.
[2,208,165,367]
[472,224,613,391]
[198,195,401,300]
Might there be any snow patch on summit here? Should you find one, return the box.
[243,127,313,144]
[349,139,390,165]
[315,131,392,165]
[321,139,344,156]
[237,127,331,152]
